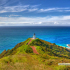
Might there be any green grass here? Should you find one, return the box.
[0,53,70,70]
[0,38,70,70]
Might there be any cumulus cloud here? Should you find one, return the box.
[0,15,70,26]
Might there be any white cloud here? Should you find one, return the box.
[0,5,41,13]
[0,4,70,13]
[0,0,8,6]
[28,8,38,12]
[8,15,21,17]
[0,15,70,26]
[0,0,19,7]
[38,7,70,12]
[64,10,70,12]
[0,5,29,13]
[0,0,70,13]
[39,8,56,12]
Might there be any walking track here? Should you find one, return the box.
[28,38,39,54]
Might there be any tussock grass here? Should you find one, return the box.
[0,38,70,70]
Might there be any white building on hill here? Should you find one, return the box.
[33,33,36,39]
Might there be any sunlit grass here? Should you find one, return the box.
[0,38,70,70]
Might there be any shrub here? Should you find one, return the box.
[25,46,33,53]
[47,61,54,65]
[41,54,49,59]
[53,43,56,45]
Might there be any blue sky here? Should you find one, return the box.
[0,0,70,26]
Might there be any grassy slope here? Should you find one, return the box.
[29,38,70,58]
[0,38,70,70]
[0,38,32,58]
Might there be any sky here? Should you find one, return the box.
[0,0,70,26]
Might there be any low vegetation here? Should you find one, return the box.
[0,38,70,70]
[30,38,70,58]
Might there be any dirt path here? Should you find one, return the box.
[28,38,39,54]
[28,38,33,45]
[30,46,39,54]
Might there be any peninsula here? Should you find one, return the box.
[0,34,70,70]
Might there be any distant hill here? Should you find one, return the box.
[0,38,70,70]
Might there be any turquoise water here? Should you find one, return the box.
[0,26,70,53]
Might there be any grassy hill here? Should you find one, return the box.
[0,38,70,70]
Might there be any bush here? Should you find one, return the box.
[53,43,56,45]
[25,46,33,53]
[47,61,54,65]
[41,54,49,59]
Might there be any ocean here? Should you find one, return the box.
[0,26,70,53]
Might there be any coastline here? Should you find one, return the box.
[67,44,70,47]
[66,44,70,50]
[57,44,70,50]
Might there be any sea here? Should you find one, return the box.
[0,26,70,53]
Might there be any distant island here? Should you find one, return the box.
[0,34,70,70]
